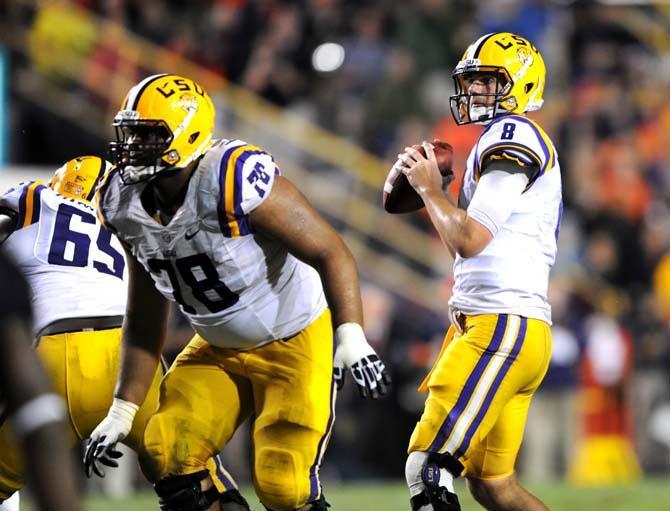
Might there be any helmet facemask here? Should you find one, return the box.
[110,116,174,184]
[450,67,513,125]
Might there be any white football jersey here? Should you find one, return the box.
[450,114,562,323]
[97,139,327,350]
[0,182,127,336]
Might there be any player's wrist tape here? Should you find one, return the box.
[108,397,139,424]
[10,393,66,439]
[334,322,366,347]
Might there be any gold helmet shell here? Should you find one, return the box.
[49,156,109,203]
[110,74,215,184]
[450,32,546,125]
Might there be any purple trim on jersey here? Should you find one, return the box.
[309,375,336,501]
[453,317,527,459]
[214,454,235,491]
[509,117,551,174]
[428,314,509,453]
[479,142,542,168]
[233,150,266,236]
[217,145,239,237]
[30,184,46,225]
[16,182,32,227]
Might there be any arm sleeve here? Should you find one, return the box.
[467,170,528,237]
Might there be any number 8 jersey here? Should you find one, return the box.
[451,114,562,323]
[0,182,127,335]
[97,139,327,350]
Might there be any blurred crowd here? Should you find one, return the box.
[4,0,670,487]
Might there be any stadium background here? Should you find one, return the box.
[1,1,670,509]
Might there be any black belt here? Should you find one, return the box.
[37,316,124,339]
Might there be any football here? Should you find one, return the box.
[382,140,454,214]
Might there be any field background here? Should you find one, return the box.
[21,479,670,511]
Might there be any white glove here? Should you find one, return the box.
[83,398,138,478]
[333,323,391,399]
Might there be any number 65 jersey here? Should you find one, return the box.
[97,139,327,350]
[0,183,127,335]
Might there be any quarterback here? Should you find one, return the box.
[84,74,391,511]
[398,33,561,511]
[0,157,239,510]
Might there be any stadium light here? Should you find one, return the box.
[312,42,345,73]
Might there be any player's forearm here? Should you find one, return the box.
[114,343,160,405]
[316,247,364,328]
[421,191,479,258]
[114,310,167,405]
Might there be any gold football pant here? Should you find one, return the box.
[408,313,552,479]
[0,328,233,500]
[141,308,335,511]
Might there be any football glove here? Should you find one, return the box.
[333,323,391,399]
[83,397,138,478]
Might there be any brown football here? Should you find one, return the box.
[383,140,454,214]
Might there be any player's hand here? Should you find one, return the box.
[83,398,139,478]
[333,323,391,399]
[399,142,443,196]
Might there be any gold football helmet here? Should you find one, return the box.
[49,156,110,203]
[450,32,546,125]
[110,74,215,184]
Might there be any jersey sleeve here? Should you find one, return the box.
[216,142,280,237]
[0,181,48,230]
[94,168,121,234]
[474,116,556,187]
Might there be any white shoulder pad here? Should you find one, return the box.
[475,115,555,178]
[213,139,280,237]
[0,181,49,229]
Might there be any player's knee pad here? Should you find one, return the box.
[255,446,310,511]
[153,470,219,511]
[406,451,462,511]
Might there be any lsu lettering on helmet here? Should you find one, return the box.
[110,74,215,184]
[49,156,110,203]
[450,32,546,125]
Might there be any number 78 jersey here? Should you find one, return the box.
[0,182,127,335]
[96,139,327,350]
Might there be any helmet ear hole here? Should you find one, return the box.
[188,132,200,144]
[524,83,534,94]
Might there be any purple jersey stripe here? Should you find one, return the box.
[232,150,265,236]
[17,182,31,227]
[428,314,509,453]
[509,117,551,174]
[214,454,235,491]
[309,365,336,501]
[454,317,528,458]
[30,185,46,224]
[217,145,240,237]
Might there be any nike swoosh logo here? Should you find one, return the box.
[185,229,200,240]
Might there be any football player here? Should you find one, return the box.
[0,249,79,511]
[397,33,560,511]
[84,74,391,511]
[0,157,243,510]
